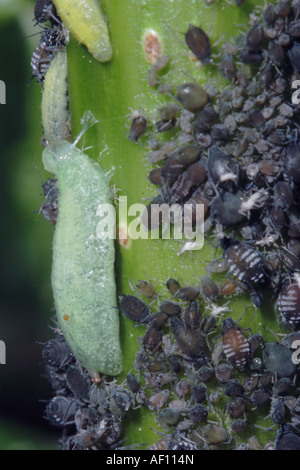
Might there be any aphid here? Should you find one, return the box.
[34,0,59,25]
[175,286,200,301]
[136,280,155,298]
[148,389,169,411]
[207,146,239,190]
[119,294,150,323]
[155,104,178,132]
[31,28,64,83]
[170,317,204,357]
[274,181,294,209]
[247,109,266,129]
[185,25,211,64]
[110,389,132,419]
[42,337,73,368]
[231,420,247,433]
[183,301,201,329]
[200,275,219,300]
[288,214,300,238]
[288,41,300,72]
[221,280,238,296]
[222,318,251,370]
[176,83,209,112]
[251,389,271,407]
[175,380,191,398]
[274,379,290,400]
[152,54,170,71]
[40,178,59,224]
[197,366,214,383]
[160,156,185,182]
[42,139,122,375]
[96,415,122,446]
[246,24,263,50]
[276,272,300,329]
[191,383,207,403]
[147,435,171,451]
[169,173,193,204]
[148,168,162,186]
[239,189,269,218]
[263,342,297,378]
[74,429,97,449]
[128,115,147,142]
[201,425,229,445]
[283,142,300,185]
[220,236,268,304]
[160,300,181,316]
[206,259,228,274]
[276,425,300,450]
[227,397,246,419]
[210,191,245,227]
[150,311,168,329]
[41,51,70,145]
[219,53,235,80]
[142,326,163,353]
[52,0,112,62]
[45,396,77,427]
[168,356,182,373]
[189,404,208,423]
[157,408,181,428]
[271,398,286,425]
[65,366,90,400]
[225,379,245,398]
[239,48,262,65]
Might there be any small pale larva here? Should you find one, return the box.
[52,0,112,62]
[42,140,122,376]
[41,51,70,145]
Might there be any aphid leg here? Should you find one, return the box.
[89,371,102,384]
[73,110,98,147]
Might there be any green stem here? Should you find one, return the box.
[66,0,275,448]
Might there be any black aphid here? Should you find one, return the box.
[128,116,147,141]
[34,0,59,25]
[185,25,211,64]
[45,396,77,427]
[220,237,268,305]
[276,272,300,329]
[176,83,209,111]
[170,317,204,357]
[119,295,150,323]
[41,338,73,368]
[222,318,251,370]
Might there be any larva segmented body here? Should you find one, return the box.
[42,140,122,375]
[41,51,70,145]
[222,318,251,370]
[277,272,300,330]
[53,0,112,62]
[220,237,267,303]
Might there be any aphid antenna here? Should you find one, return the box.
[128,278,144,301]
[263,325,282,343]
[163,24,185,47]
[72,111,98,148]
[180,69,198,84]
[116,442,148,450]
[234,23,249,34]
[253,423,277,432]
[236,304,252,324]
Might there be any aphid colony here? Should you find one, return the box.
[135,0,300,330]
[36,0,300,450]
[42,280,300,450]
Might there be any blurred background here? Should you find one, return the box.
[0,0,60,449]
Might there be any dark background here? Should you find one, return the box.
[0,0,60,449]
